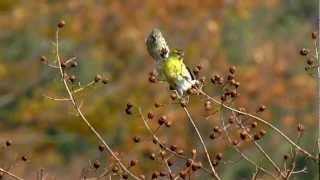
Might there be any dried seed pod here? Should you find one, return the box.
[69,75,76,82]
[94,74,102,82]
[130,160,138,167]
[5,140,12,147]
[112,166,119,173]
[229,66,236,74]
[70,61,78,68]
[185,159,193,167]
[299,48,309,56]
[98,145,105,152]
[102,78,109,84]
[209,132,216,140]
[165,120,172,127]
[257,105,266,112]
[147,112,154,119]
[122,174,128,179]
[40,56,47,63]
[152,171,159,179]
[205,101,212,110]
[159,171,167,177]
[251,121,258,128]
[170,145,177,152]
[167,159,173,166]
[297,123,304,132]
[170,92,177,100]
[58,20,66,28]
[191,162,202,171]
[93,160,100,169]
[312,32,318,39]
[240,131,247,140]
[158,116,167,125]
[253,133,261,141]
[307,58,314,65]
[215,153,223,161]
[149,153,156,160]
[132,136,141,143]
[149,75,156,83]
[232,139,239,146]
[259,129,266,137]
[21,155,28,162]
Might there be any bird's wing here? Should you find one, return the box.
[186,66,196,80]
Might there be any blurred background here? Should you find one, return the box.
[0,0,318,179]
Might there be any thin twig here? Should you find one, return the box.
[137,108,214,176]
[219,106,276,178]
[200,90,317,160]
[0,168,23,180]
[239,120,283,177]
[54,28,140,180]
[183,107,221,180]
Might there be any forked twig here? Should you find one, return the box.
[51,28,140,180]
[200,90,317,160]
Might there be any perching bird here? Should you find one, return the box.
[146,29,198,96]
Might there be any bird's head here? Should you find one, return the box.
[145,28,170,62]
[170,49,184,60]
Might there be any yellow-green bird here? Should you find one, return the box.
[146,29,198,96]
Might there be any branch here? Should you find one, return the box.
[53,28,140,180]
[183,107,221,180]
[200,90,317,160]
[0,168,23,180]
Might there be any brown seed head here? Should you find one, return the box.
[251,121,258,128]
[40,56,47,63]
[102,78,109,84]
[21,155,28,162]
[258,105,266,112]
[170,92,177,100]
[312,32,318,39]
[300,48,309,56]
[259,129,266,137]
[229,66,236,74]
[94,74,102,82]
[158,116,167,125]
[98,145,105,152]
[170,145,177,152]
[112,166,119,173]
[130,160,137,167]
[122,174,128,179]
[152,171,159,179]
[232,139,239,146]
[240,131,247,140]
[69,75,76,83]
[149,153,156,160]
[5,140,12,147]
[93,160,100,169]
[149,75,156,83]
[58,20,65,28]
[307,58,314,65]
[215,153,223,161]
[70,61,78,68]
[205,101,212,110]
[253,134,261,141]
[297,123,304,132]
[167,159,173,166]
[133,136,141,143]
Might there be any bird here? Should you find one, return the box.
[146,29,198,96]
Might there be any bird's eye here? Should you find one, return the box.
[160,48,168,58]
[150,35,156,43]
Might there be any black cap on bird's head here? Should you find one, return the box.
[145,28,170,62]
